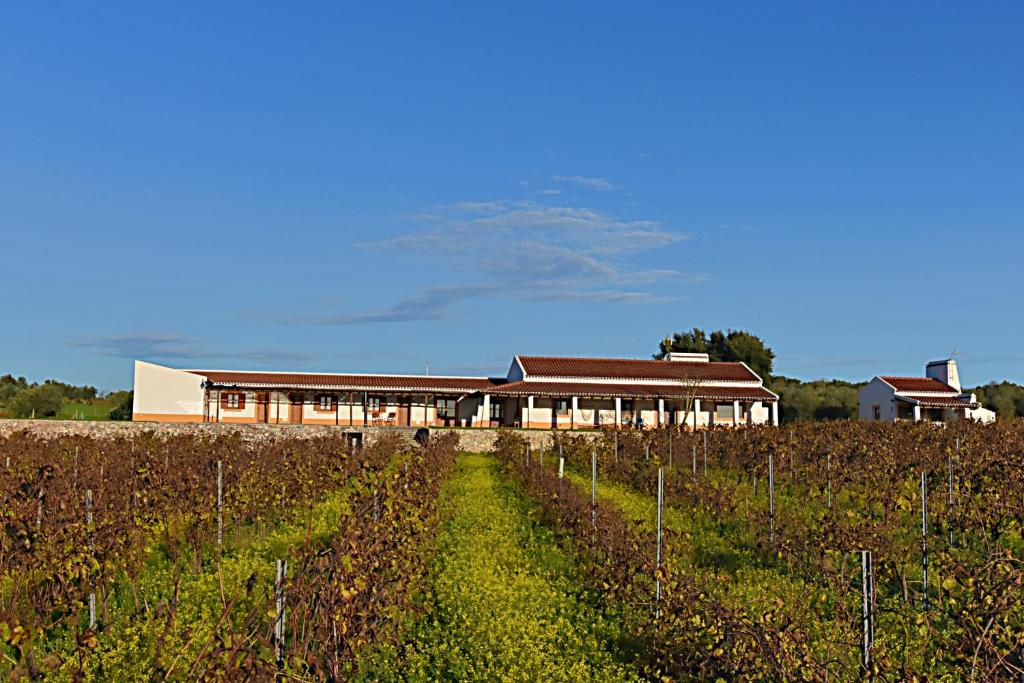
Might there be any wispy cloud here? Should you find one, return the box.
[67,333,318,365]
[288,197,693,326]
[552,175,619,191]
[279,286,490,326]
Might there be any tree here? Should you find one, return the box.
[8,384,65,418]
[0,374,30,405]
[657,327,775,379]
[972,382,1024,417]
[108,390,134,421]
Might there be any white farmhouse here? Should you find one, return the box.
[859,359,995,424]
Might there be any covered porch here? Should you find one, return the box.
[480,383,779,429]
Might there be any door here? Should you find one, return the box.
[288,394,304,424]
[255,393,269,423]
[397,397,411,426]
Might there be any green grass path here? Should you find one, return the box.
[382,453,641,682]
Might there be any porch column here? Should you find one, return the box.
[615,397,622,427]
[527,395,534,429]
[912,404,921,422]
[771,400,779,426]
[482,393,491,428]
[732,400,740,427]
[571,396,578,429]
[658,398,665,427]
[693,398,701,430]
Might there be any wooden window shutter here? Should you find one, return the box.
[237,393,246,410]
[220,393,228,409]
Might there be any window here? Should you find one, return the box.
[436,397,456,418]
[366,396,382,412]
[622,399,634,414]
[715,402,734,419]
[555,399,570,416]
[872,405,881,420]
[489,400,504,420]
[316,395,335,412]
[223,392,245,410]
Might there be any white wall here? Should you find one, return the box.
[132,361,206,421]
[859,378,896,421]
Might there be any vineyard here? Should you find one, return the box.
[2,421,1023,681]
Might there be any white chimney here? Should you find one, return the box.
[668,352,710,363]
[926,359,960,392]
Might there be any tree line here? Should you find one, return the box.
[657,327,1024,421]
[0,374,132,420]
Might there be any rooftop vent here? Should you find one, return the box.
[667,352,710,363]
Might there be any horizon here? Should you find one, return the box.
[3,3,1022,392]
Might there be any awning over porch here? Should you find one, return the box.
[484,380,777,402]
[895,394,979,409]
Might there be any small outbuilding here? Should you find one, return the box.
[859,359,995,424]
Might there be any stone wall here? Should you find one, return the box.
[0,419,605,452]
[0,419,420,446]
[431,427,605,452]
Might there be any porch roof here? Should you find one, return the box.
[895,394,980,409]
[486,380,778,401]
[191,370,502,394]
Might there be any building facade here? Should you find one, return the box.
[858,359,996,424]
[133,352,780,428]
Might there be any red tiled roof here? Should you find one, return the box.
[191,370,500,393]
[880,377,956,393]
[897,394,979,409]
[516,356,761,382]
[488,381,777,401]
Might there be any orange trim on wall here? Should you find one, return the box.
[132,413,204,423]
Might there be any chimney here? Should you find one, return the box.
[926,359,960,392]
[668,352,710,363]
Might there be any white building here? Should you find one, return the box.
[859,359,995,424]
[132,352,780,429]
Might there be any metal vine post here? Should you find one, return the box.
[655,466,664,617]
[768,453,776,547]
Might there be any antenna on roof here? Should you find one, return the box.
[950,349,959,359]
[425,361,430,376]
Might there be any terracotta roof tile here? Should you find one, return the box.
[881,377,956,393]
[897,394,979,409]
[191,370,500,393]
[517,356,760,382]
[488,381,777,401]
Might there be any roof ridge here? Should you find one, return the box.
[518,354,741,365]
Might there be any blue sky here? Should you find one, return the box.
[2,2,1022,391]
